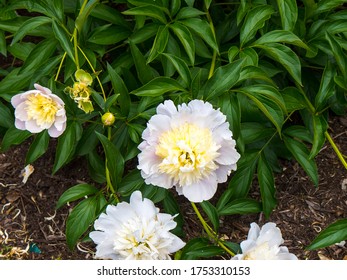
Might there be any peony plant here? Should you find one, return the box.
[0,0,347,260]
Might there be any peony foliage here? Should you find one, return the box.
[0,0,346,259]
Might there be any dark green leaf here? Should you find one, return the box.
[107,64,130,116]
[169,22,195,65]
[118,169,144,196]
[175,7,205,20]
[307,219,347,250]
[0,30,6,56]
[325,32,347,80]
[56,183,99,210]
[0,127,31,152]
[128,23,159,44]
[123,5,167,24]
[239,47,258,66]
[131,77,186,97]
[239,66,275,85]
[283,125,312,143]
[283,135,319,186]
[218,198,262,216]
[96,132,124,188]
[276,0,297,31]
[76,123,104,156]
[240,5,274,47]
[180,18,218,53]
[53,122,82,174]
[88,24,131,45]
[0,68,32,98]
[75,0,99,32]
[258,153,276,219]
[161,53,191,87]
[0,101,14,128]
[52,20,75,62]
[66,196,98,250]
[91,4,129,28]
[26,130,49,164]
[11,16,51,45]
[312,0,347,17]
[282,87,308,112]
[241,122,275,145]
[170,0,181,17]
[309,115,327,159]
[87,150,106,183]
[203,59,244,100]
[19,38,57,74]
[255,43,302,85]
[147,25,169,63]
[200,201,219,232]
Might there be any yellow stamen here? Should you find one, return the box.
[155,123,220,186]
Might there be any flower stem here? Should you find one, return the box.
[325,131,347,169]
[105,127,119,203]
[204,5,217,79]
[191,202,235,256]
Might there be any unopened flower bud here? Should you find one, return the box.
[102,112,115,126]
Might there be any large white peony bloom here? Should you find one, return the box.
[89,191,185,260]
[137,99,240,202]
[11,83,67,137]
[232,222,298,260]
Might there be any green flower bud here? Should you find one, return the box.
[102,112,115,126]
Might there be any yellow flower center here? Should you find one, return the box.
[243,242,274,260]
[26,93,59,127]
[155,123,220,186]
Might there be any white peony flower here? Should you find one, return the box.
[11,83,67,137]
[137,99,240,202]
[89,191,185,260]
[232,222,298,260]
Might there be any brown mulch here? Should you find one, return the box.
[0,116,346,260]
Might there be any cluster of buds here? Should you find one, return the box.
[65,69,94,113]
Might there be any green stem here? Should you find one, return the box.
[191,202,235,256]
[325,131,347,169]
[73,29,80,69]
[105,127,119,202]
[205,5,217,79]
[55,52,67,81]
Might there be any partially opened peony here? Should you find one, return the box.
[232,222,298,260]
[11,84,66,137]
[89,191,185,260]
[137,100,240,202]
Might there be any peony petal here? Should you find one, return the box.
[180,174,218,202]
[156,100,177,117]
[14,119,26,130]
[34,83,52,95]
[215,139,240,165]
[25,119,44,133]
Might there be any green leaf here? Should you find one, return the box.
[307,219,347,250]
[8,42,35,61]
[228,46,239,63]
[123,5,167,24]
[241,122,276,145]
[258,153,276,219]
[312,0,347,17]
[0,101,14,128]
[56,183,99,210]
[129,40,156,84]
[161,53,191,87]
[282,87,308,112]
[107,64,130,116]
[240,5,274,47]
[131,77,186,97]
[218,198,262,216]
[175,7,205,20]
[96,132,124,188]
[75,0,99,32]
[118,169,144,196]
[169,22,195,65]
[87,150,106,184]
[325,32,347,80]
[19,38,57,74]
[0,127,31,152]
[128,23,159,44]
[180,18,218,53]
[216,153,258,210]
[181,238,224,259]
[239,66,275,85]
[147,25,169,63]
[66,195,106,250]
[217,94,241,140]
[276,0,297,31]
[252,30,309,50]
[0,30,7,56]
[283,135,319,186]
[200,201,219,232]
[238,88,284,134]
[309,115,327,159]
[52,20,75,62]
[25,130,49,164]
[76,123,104,156]
[203,59,244,100]
[170,0,181,17]
[283,125,312,143]
[91,3,129,28]
[11,16,52,45]
[255,43,302,85]
[239,47,258,66]
[53,122,82,174]
[88,24,131,45]
[0,68,32,98]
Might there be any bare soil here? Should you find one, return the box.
[0,115,346,260]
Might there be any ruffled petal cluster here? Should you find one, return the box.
[89,191,185,260]
[232,222,298,260]
[11,83,66,137]
[138,100,240,202]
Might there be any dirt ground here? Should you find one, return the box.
[0,115,346,260]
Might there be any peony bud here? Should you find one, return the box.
[101,112,115,126]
